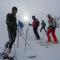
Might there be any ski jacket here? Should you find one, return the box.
[41,21,46,27]
[48,18,56,29]
[32,19,39,28]
[6,13,17,31]
[17,20,24,28]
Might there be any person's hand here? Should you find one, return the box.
[47,27,49,30]
[29,23,31,26]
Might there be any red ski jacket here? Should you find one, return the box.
[32,20,39,28]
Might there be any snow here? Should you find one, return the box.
[0,21,60,60]
[13,27,60,60]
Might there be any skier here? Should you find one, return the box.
[2,7,18,59]
[29,16,40,40]
[17,20,24,36]
[40,20,46,32]
[47,14,58,44]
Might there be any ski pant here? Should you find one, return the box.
[47,28,58,43]
[33,28,40,39]
[18,27,24,36]
[6,28,17,53]
[40,27,46,32]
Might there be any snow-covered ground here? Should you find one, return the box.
[0,21,60,60]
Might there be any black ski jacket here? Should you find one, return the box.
[6,13,17,31]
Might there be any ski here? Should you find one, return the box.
[37,41,51,48]
[40,43,49,48]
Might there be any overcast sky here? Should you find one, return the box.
[0,0,60,22]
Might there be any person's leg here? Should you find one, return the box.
[40,27,43,32]
[9,30,17,52]
[21,28,24,35]
[36,28,40,39]
[20,28,24,35]
[5,29,10,48]
[3,29,12,56]
[44,27,46,32]
[33,28,37,37]
[33,28,40,39]
[51,29,58,44]
[5,28,12,48]
[5,29,12,49]
[47,29,51,43]
[19,28,22,36]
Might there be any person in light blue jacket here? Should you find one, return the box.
[17,20,24,35]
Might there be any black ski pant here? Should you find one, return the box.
[6,28,17,53]
[40,27,46,32]
[33,28,40,39]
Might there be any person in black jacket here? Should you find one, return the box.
[40,20,46,32]
[5,7,17,55]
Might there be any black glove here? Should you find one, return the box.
[29,23,32,26]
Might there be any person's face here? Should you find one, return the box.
[32,17,35,20]
[12,9,17,16]
[47,15,51,19]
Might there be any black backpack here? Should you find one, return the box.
[52,19,57,28]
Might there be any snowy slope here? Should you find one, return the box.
[0,21,60,60]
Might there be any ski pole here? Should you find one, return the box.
[24,25,30,51]
[17,28,20,48]
[16,26,32,49]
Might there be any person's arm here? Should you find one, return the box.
[6,13,12,27]
[29,23,32,26]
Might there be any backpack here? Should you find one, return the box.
[52,19,57,28]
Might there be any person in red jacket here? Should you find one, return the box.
[29,16,40,40]
[47,14,58,44]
